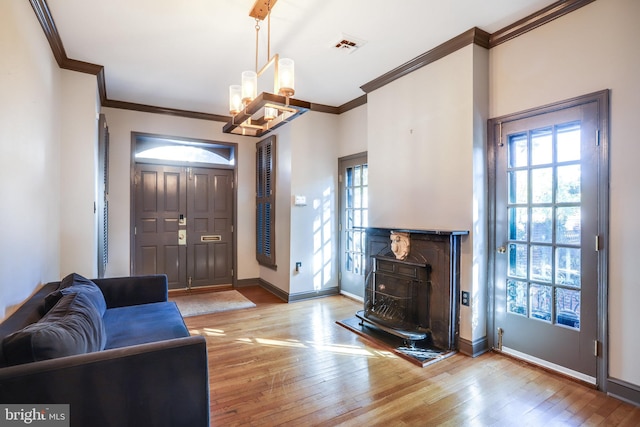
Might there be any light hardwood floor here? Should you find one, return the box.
[183,286,640,426]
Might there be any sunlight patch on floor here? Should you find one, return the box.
[214,335,399,359]
[189,328,226,336]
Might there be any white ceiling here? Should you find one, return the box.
[46,0,558,117]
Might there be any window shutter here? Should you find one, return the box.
[256,136,276,268]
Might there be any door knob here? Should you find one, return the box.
[497,246,506,253]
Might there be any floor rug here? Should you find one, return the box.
[337,316,456,367]
[171,290,256,317]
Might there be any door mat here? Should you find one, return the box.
[171,290,256,317]
[337,316,457,367]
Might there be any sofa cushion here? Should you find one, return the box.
[1,292,107,366]
[103,302,189,349]
[44,272,107,316]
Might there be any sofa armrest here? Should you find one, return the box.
[0,335,209,427]
[92,275,168,308]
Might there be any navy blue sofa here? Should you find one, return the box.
[0,274,209,427]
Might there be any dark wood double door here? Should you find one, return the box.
[134,164,234,289]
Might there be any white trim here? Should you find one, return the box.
[502,346,596,385]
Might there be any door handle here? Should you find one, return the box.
[497,246,506,253]
[178,230,187,246]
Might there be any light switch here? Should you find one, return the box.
[294,195,307,206]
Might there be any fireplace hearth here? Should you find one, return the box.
[354,228,468,357]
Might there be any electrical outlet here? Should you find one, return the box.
[461,291,470,306]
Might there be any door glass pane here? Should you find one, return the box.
[508,133,528,168]
[530,284,552,322]
[354,165,361,186]
[354,188,361,208]
[507,280,528,316]
[556,288,580,330]
[530,245,552,283]
[556,207,580,245]
[557,123,581,163]
[557,165,581,203]
[556,247,581,287]
[531,207,552,243]
[531,128,553,165]
[508,243,528,279]
[531,168,552,203]
[345,167,353,187]
[508,207,528,241]
[508,170,528,204]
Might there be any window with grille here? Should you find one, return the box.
[256,136,276,269]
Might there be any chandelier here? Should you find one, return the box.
[223,0,310,137]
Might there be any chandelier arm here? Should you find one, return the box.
[254,19,260,73]
[267,0,271,61]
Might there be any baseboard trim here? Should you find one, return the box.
[339,290,364,303]
[256,279,289,302]
[288,287,340,302]
[607,378,640,407]
[458,336,490,358]
[235,278,261,288]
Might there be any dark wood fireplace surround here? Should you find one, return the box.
[360,228,468,351]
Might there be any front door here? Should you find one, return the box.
[134,164,234,289]
[491,92,608,383]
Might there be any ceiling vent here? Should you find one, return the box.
[332,34,366,54]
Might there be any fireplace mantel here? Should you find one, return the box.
[364,227,468,350]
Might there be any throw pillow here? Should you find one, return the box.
[2,292,107,366]
[44,272,107,315]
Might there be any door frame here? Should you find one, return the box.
[487,90,609,389]
[129,132,238,288]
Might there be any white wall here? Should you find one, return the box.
[289,111,340,296]
[0,1,61,318]
[367,44,488,344]
[489,0,640,389]
[99,107,259,280]
[337,104,368,158]
[59,70,100,278]
[256,111,341,298]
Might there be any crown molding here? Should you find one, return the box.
[360,27,490,95]
[489,0,597,47]
[29,0,65,67]
[338,95,368,114]
[30,0,595,120]
[102,99,230,123]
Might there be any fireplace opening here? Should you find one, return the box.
[366,255,430,331]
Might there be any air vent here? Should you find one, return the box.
[332,34,366,54]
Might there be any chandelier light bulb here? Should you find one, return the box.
[278,58,295,97]
[264,106,278,121]
[229,85,242,115]
[241,71,257,105]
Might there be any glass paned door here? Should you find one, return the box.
[506,122,583,328]
[492,95,606,382]
[339,154,368,298]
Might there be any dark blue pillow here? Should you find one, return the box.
[2,292,106,366]
[44,273,106,316]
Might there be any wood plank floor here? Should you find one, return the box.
[183,286,640,426]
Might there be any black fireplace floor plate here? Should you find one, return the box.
[336,316,457,368]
